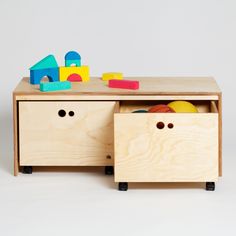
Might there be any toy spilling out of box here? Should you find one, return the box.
[136,101,199,113]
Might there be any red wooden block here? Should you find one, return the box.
[67,73,82,82]
[108,79,139,90]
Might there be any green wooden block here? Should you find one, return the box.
[30,55,58,70]
[65,59,81,67]
[40,81,71,92]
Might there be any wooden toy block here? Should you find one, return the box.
[66,60,81,67]
[30,55,58,70]
[40,81,71,92]
[102,72,123,81]
[59,66,89,82]
[67,73,82,82]
[30,55,59,84]
[65,51,81,67]
[108,79,139,90]
[30,67,59,85]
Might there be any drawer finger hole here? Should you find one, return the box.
[58,109,66,117]
[168,123,174,129]
[156,122,165,129]
[69,111,75,117]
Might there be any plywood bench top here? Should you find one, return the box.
[13,77,221,96]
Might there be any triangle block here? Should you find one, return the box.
[30,55,58,70]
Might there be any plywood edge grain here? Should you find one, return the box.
[218,93,222,176]
[13,93,19,176]
[15,95,219,101]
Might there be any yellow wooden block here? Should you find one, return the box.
[59,66,90,82]
[102,72,123,81]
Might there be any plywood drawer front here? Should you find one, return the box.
[19,101,116,166]
[114,113,219,182]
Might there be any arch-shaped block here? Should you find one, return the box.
[65,51,81,67]
[30,68,59,85]
[65,59,81,67]
[59,66,89,82]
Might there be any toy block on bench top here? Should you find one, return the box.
[40,81,71,92]
[30,67,59,85]
[65,51,81,67]
[102,72,123,81]
[59,66,90,82]
[67,73,82,82]
[30,55,59,84]
[108,79,139,90]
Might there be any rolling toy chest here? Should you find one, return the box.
[13,77,222,191]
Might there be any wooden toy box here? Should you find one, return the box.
[13,77,222,190]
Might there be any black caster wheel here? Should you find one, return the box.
[206,182,215,191]
[105,166,114,175]
[22,166,33,174]
[118,182,128,191]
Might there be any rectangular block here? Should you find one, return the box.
[40,81,71,92]
[102,72,123,81]
[108,79,139,90]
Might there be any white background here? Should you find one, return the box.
[0,0,235,235]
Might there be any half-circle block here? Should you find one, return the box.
[59,66,89,82]
[67,73,82,82]
[30,67,59,85]
[65,51,81,67]
[65,51,81,60]
[30,55,58,70]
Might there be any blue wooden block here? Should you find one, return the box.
[30,67,59,85]
[65,51,81,60]
[65,51,81,67]
[40,81,71,92]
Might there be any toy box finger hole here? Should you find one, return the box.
[69,111,75,117]
[168,123,174,129]
[156,122,165,129]
[58,109,66,117]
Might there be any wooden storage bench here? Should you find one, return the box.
[13,77,222,191]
